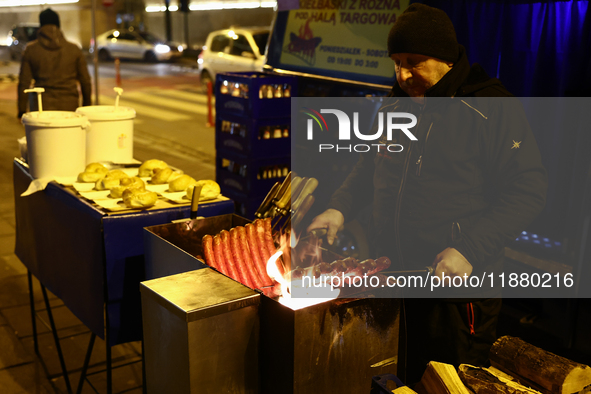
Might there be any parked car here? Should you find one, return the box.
[198,27,270,88]
[7,23,39,60]
[95,28,183,62]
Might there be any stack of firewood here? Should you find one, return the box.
[405,336,591,394]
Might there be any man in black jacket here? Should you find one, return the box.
[307,3,547,384]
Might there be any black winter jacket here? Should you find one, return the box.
[327,47,548,296]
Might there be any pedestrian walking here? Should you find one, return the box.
[17,8,91,118]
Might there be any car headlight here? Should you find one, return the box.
[155,44,170,54]
[177,45,183,52]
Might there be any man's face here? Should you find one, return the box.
[391,53,453,99]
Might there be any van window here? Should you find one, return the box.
[252,32,269,56]
[22,27,39,41]
[229,35,253,56]
[119,33,137,41]
[210,35,230,52]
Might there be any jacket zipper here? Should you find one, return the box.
[394,115,421,268]
[415,122,433,176]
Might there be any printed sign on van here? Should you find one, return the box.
[279,0,409,80]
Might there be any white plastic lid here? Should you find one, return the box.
[76,105,136,121]
[21,111,88,128]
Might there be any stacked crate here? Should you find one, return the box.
[215,72,297,219]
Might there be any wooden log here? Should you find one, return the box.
[489,336,591,394]
[488,367,544,393]
[393,387,418,393]
[458,364,542,394]
[414,361,471,394]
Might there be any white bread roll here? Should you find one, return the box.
[77,162,108,183]
[186,180,221,201]
[139,159,168,177]
[122,188,158,209]
[151,167,173,184]
[95,169,129,190]
[109,177,145,198]
[168,174,197,192]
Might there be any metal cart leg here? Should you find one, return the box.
[76,333,96,394]
[41,284,73,394]
[142,339,147,394]
[106,340,112,394]
[27,270,39,355]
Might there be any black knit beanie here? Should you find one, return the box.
[40,8,60,28]
[387,3,459,63]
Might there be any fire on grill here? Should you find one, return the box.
[197,172,393,309]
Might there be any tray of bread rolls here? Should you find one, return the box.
[70,159,226,212]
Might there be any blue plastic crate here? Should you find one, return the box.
[216,113,291,159]
[216,149,290,197]
[215,72,297,119]
[220,188,266,221]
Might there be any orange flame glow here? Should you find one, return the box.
[266,248,340,311]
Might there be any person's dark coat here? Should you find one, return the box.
[18,24,91,116]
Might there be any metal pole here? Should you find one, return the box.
[91,0,99,105]
[184,11,189,49]
[27,271,39,355]
[165,0,172,42]
[115,58,121,87]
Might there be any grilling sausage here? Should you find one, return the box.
[202,234,217,270]
[342,257,358,273]
[237,226,264,289]
[290,266,304,280]
[373,256,391,274]
[330,260,348,275]
[350,259,377,277]
[220,230,240,280]
[245,223,274,286]
[287,256,391,287]
[212,235,228,275]
[253,219,272,263]
[229,228,252,287]
[262,218,277,256]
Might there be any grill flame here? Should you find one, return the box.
[266,246,340,310]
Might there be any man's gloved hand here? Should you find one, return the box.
[432,247,473,279]
[306,208,344,245]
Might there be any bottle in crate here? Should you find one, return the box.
[216,149,290,198]
[215,72,297,119]
[215,114,291,159]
